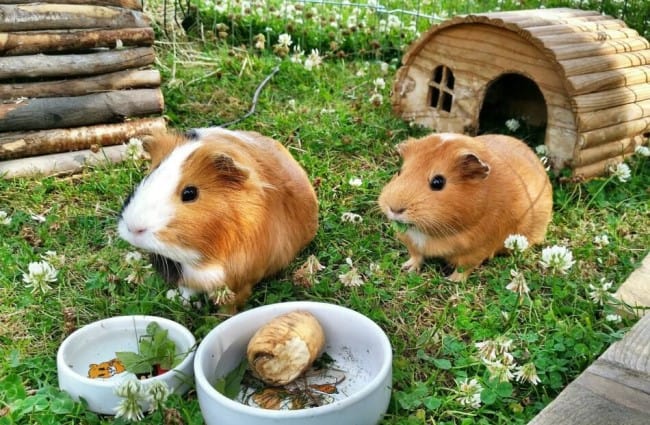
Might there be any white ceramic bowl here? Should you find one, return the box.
[194,301,393,425]
[57,315,196,415]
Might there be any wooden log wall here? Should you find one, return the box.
[0,1,165,177]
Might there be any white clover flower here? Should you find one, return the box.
[505,118,520,132]
[605,313,622,323]
[588,278,614,305]
[593,234,610,247]
[609,162,631,183]
[373,77,386,90]
[288,99,297,110]
[504,234,529,252]
[147,380,170,411]
[23,261,58,294]
[348,177,363,187]
[635,145,650,157]
[484,358,516,383]
[41,250,65,267]
[539,245,575,274]
[535,144,548,156]
[304,49,323,71]
[253,33,265,50]
[338,257,364,287]
[124,251,143,264]
[289,45,304,63]
[369,92,383,106]
[126,137,145,160]
[506,269,530,297]
[341,212,363,224]
[475,336,513,361]
[0,210,11,225]
[355,68,366,77]
[277,33,292,48]
[379,61,389,74]
[456,378,483,408]
[514,362,541,385]
[114,379,147,421]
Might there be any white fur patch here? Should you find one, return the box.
[191,127,258,145]
[437,133,456,143]
[118,141,202,263]
[406,228,429,250]
[181,264,227,292]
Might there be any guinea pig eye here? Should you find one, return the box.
[181,185,198,202]
[429,175,446,191]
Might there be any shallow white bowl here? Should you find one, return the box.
[57,315,196,415]
[194,301,393,425]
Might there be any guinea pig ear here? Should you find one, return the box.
[212,153,250,185]
[145,130,186,169]
[396,138,416,157]
[457,152,490,180]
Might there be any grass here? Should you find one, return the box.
[1,0,650,424]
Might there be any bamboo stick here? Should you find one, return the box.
[0,27,154,56]
[0,46,155,80]
[0,69,160,100]
[0,117,165,159]
[574,136,640,166]
[0,88,164,132]
[0,0,142,10]
[0,4,150,31]
[0,144,128,179]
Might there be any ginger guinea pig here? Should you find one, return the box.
[118,127,318,310]
[378,133,552,282]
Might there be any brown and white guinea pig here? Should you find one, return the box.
[378,132,552,282]
[118,127,318,310]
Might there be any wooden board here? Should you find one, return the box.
[528,313,650,425]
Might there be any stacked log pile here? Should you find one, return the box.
[0,0,166,178]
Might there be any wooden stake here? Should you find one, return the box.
[0,117,165,159]
[0,46,155,79]
[0,27,154,56]
[0,88,164,132]
[0,69,160,100]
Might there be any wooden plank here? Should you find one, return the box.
[0,0,142,9]
[614,254,650,317]
[0,69,160,99]
[578,99,650,133]
[560,50,650,77]
[0,144,128,179]
[567,66,650,95]
[529,314,650,425]
[0,27,154,56]
[0,88,164,132]
[0,4,150,31]
[0,117,165,159]
[526,20,627,37]
[0,46,155,80]
[573,154,633,179]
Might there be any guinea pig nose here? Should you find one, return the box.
[390,207,406,215]
[128,225,147,236]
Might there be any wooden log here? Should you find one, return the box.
[536,28,640,46]
[0,88,164,132]
[568,65,650,95]
[573,136,639,167]
[573,153,634,179]
[0,46,154,80]
[0,117,165,159]
[578,99,650,133]
[0,69,160,100]
[0,4,150,31]
[560,50,650,77]
[0,144,128,179]
[0,27,154,56]
[552,38,650,61]
[573,84,650,113]
[525,20,627,37]
[0,0,142,10]
[579,117,650,148]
